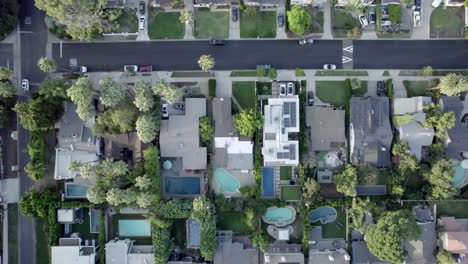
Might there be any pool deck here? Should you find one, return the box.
[213,166,254,197]
[160,157,206,198]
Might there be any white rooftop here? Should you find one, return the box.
[215,137,253,154]
[57,209,75,223]
[278,229,290,240]
[54,148,98,180]
[262,97,300,167]
[51,246,95,264]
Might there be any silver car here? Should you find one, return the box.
[323,64,337,70]
[299,38,314,45]
[279,83,287,96]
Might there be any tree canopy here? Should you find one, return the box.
[423,159,456,200]
[153,81,179,104]
[233,108,263,137]
[302,177,321,206]
[439,73,467,96]
[39,78,70,99]
[68,77,95,121]
[0,66,13,80]
[0,81,16,98]
[437,250,455,264]
[199,117,214,144]
[133,81,155,112]
[192,196,217,261]
[14,94,64,131]
[423,103,456,139]
[392,141,419,174]
[37,57,57,73]
[0,0,17,40]
[333,164,357,196]
[93,100,139,135]
[198,54,215,72]
[287,6,312,35]
[136,113,160,143]
[99,77,127,107]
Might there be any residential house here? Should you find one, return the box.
[103,132,146,166]
[51,238,97,264]
[351,241,389,264]
[262,97,300,167]
[244,0,280,7]
[290,0,313,6]
[349,97,392,167]
[309,248,350,264]
[404,205,436,264]
[194,0,231,7]
[150,0,172,8]
[213,97,254,196]
[440,96,468,160]
[444,0,465,6]
[214,235,259,264]
[105,239,154,264]
[106,0,126,8]
[160,98,207,170]
[438,216,468,263]
[263,243,304,264]
[393,97,434,161]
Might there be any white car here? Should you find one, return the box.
[432,0,442,8]
[124,65,138,72]
[139,16,145,31]
[358,14,369,27]
[381,20,392,27]
[323,64,336,70]
[279,83,286,96]
[162,103,169,118]
[413,11,421,28]
[21,79,29,91]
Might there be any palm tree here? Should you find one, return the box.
[439,73,467,96]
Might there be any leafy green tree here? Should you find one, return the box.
[287,6,312,35]
[39,78,70,99]
[0,66,13,80]
[93,100,138,135]
[19,188,58,218]
[333,164,357,196]
[68,77,95,121]
[136,192,153,208]
[133,81,155,112]
[144,146,161,201]
[251,231,269,252]
[199,117,214,144]
[439,73,467,96]
[356,164,378,185]
[366,210,421,263]
[99,77,126,107]
[192,196,217,261]
[243,207,256,229]
[437,250,455,264]
[152,225,171,264]
[0,104,9,128]
[268,68,278,79]
[37,57,57,73]
[426,142,445,163]
[179,10,193,24]
[423,103,456,139]
[420,65,433,77]
[136,113,159,143]
[388,171,405,196]
[13,95,64,131]
[198,54,215,72]
[423,159,456,200]
[0,0,17,40]
[349,197,374,233]
[153,81,179,104]
[302,177,321,206]
[0,81,16,98]
[87,184,107,204]
[387,4,402,24]
[135,175,151,190]
[392,141,419,173]
[234,108,263,137]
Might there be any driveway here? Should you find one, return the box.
[229,5,240,39]
[276,0,287,39]
[411,0,432,39]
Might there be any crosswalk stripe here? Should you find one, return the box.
[343,45,354,53]
[342,56,352,63]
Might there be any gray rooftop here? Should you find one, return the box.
[355,186,387,196]
[57,102,95,151]
[351,241,389,264]
[214,236,258,264]
[350,97,392,167]
[264,243,304,264]
[441,96,468,160]
[308,249,350,264]
[306,106,346,151]
[187,219,201,248]
[398,112,434,161]
[412,205,434,223]
[160,98,207,170]
[213,97,236,138]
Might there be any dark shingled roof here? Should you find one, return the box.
[441,96,468,160]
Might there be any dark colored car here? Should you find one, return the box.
[369,11,376,24]
[209,39,224,45]
[231,8,238,22]
[278,13,284,27]
[139,1,145,15]
[414,0,421,11]
[377,81,386,96]
[139,65,153,72]
[173,103,185,110]
[308,91,314,106]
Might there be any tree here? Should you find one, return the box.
[348,197,374,233]
[135,175,151,190]
[87,183,107,204]
[233,108,263,137]
[13,95,64,131]
[366,210,421,263]
[39,78,70,99]
[0,66,13,80]
[423,103,456,139]
[251,231,269,252]
[302,177,322,206]
[392,141,419,174]
[420,65,433,77]
[333,164,357,196]
[268,68,278,79]
[68,77,95,120]
[423,159,456,200]
[192,196,217,261]
[99,78,126,107]
[437,250,455,264]
[77,104,96,121]
[426,142,445,163]
[356,164,378,185]
[0,81,16,98]
[0,0,17,40]
[37,57,57,73]
[387,4,402,24]
[106,188,131,206]
[179,10,193,24]
[350,78,361,90]
[199,117,214,144]
[287,6,312,35]
[93,100,138,135]
[133,81,155,112]
[0,104,9,128]
[19,188,58,218]
[439,73,467,96]
[198,54,215,72]
[153,81,179,104]
[136,113,159,143]
[136,192,153,208]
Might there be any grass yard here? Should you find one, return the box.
[316,81,347,106]
[172,219,186,248]
[8,204,18,264]
[403,80,432,97]
[36,217,50,264]
[148,12,184,39]
[281,185,302,201]
[194,8,229,39]
[353,81,368,96]
[322,206,346,239]
[256,82,272,95]
[315,70,368,76]
[240,10,276,38]
[437,201,468,218]
[394,114,415,126]
[230,71,257,77]
[430,7,465,38]
[331,9,360,38]
[218,211,250,234]
[72,208,98,240]
[114,9,138,33]
[280,166,292,180]
[232,81,256,109]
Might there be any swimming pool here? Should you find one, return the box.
[262,206,296,227]
[118,220,151,237]
[310,206,337,224]
[262,167,275,198]
[65,183,89,198]
[165,177,201,196]
[452,164,466,187]
[215,168,240,193]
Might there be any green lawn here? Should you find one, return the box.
[332,9,360,38]
[315,71,368,76]
[280,167,292,180]
[171,219,186,248]
[230,71,258,77]
[437,201,468,218]
[36,217,50,264]
[256,82,272,95]
[281,185,302,201]
[148,12,184,39]
[316,81,347,106]
[218,211,250,234]
[394,114,415,126]
[240,11,276,38]
[72,208,98,240]
[322,206,346,239]
[232,81,256,109]
[114,9,138,33]
[111,214,152,245]
[403,80,431,97]
[194,8,229,38]
[353,81,368,96]
[430,7,465,38]
[8,204,18,264]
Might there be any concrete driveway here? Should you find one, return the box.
[276,0,287,39]
[411,0,433,39]
[229,6,240,39]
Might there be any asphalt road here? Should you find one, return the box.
[0,44,13,69]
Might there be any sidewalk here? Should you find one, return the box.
[321,0,332,39]
[183,0,195,40]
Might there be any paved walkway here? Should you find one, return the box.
[183,0,194,40]
[321,1,332,39]
[229,7,240,39]
[276,0,287,39]
[411,0,432,39]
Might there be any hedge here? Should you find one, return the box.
[208,79,216,97]
[25,131,46,180]
[152,225,171,264]
[144,146,160,202]
[385,79,394,99]
[99,209,106,263]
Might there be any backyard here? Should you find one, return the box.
[232,81,256,109]
[280,166,292,180]
[114,9,138,33]
[148,11,184,39]
[240,10,276,38]
[321,206,346,239]
[430,7,465,38]
[281,185,302,201]
[194,8,229,39]
[111,214,152,245]
[72,208,98,240]
[331,9,361,38]
[172,219,186,248]
[218,210,250,234]
[36,217,50,264]
[437,201,468,218]
[403,80,432,97]
[316,80,367,106]
[256,82,272,95]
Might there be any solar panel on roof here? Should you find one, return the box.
[282,102,297,128]
[289,144,296,160]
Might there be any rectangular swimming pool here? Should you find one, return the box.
[118,220,151,237]
[262,167,275,198]
[165,177,201,196]
[65,183,89,198]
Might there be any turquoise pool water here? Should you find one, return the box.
[310,206,337,224]
[118,220,151,237]
[263,207,294,225]
[452,164,466,187]
[65,183,88,198]
[215,168,240,193]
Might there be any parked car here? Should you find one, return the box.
[432,0,443,8]
[323,64,336,70]
[231,8,238,22]
[124,65,138,72]
[209,39,224,45]
[162,103,169,118]
[381,19,392,27]
[21,79,29,91]
[139,16,145,31]
[173,103,185,110]
[139,65,153,72]
[299,38,314,45]
[413,0,421,11]
[257,64,271,70]
[287,82,295,95]
[413,11,421,28]
[139,1,145,15]
[308,91,314,106]
[279,83,286,96]
[71,66,87,73]
[358,14,369,27]
[278,13,284,27]
[377,81,386,96]
[369,11,376,24]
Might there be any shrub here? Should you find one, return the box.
[199,117,214,144]
[257,68,267,77]
[387,4,402,24]
[24,131,46,181]
[208,79,216,97]
[144,146,160,202]
[295,68,305,77]
[268,68,278,79]
[99,210,106,263]
[385,79,394,99]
